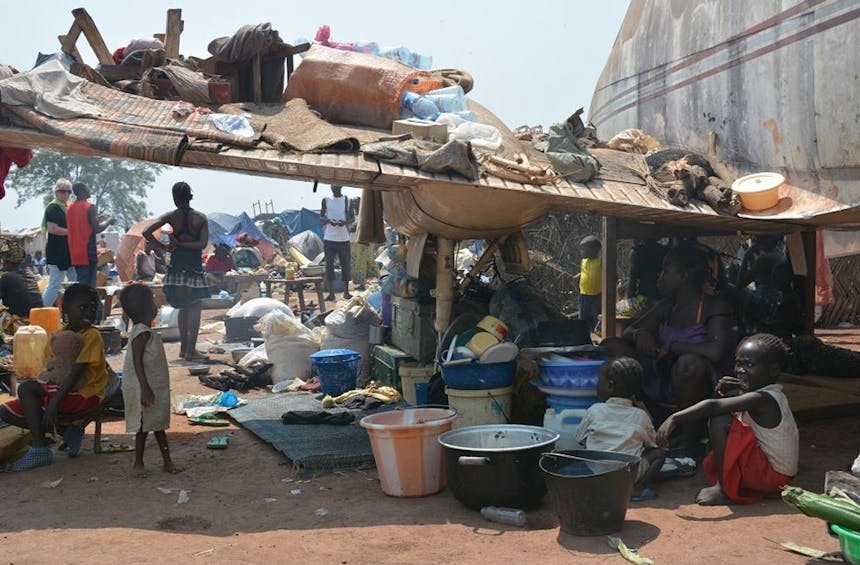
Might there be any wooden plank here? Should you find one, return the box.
[98,64,143,82]
[601,216,617,338]
[60,20,82,52]
[251,53,262,103]
[163,9,183,59]
[59,34,84,64]
[153,33,166,43]
[72,8,114,66]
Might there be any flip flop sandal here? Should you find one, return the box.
[207,435,229,449]
[10,446,53,471]
[658,457,697,479]
[631,487,658,502]
[60,424,85,458]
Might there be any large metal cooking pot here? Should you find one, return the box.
[438,424,559,510]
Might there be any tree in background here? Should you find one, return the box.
[6,150,164,229]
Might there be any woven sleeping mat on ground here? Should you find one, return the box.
[228,393,400,476]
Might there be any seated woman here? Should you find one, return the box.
[610,243,738,456]
[204,243,234,290]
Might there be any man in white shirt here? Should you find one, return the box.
[321,185,354,301]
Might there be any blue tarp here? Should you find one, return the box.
[277,208,322,238]
[211,212,279,251]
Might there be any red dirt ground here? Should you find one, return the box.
[1,312,857,564]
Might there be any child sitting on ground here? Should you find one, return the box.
[657,333,798,505]
[119,284,181,477]
[575,357,665,498]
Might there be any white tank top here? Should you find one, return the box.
[324,196,350,242]
[740,384,799,476]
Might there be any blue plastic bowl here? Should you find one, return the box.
[539,359,604,389]
[546,394,600,412]
[442,360,516,390]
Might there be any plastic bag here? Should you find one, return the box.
[255,310,313,340]
[436,113,502,151]
[324,296,381,339]
[267,335,320,384]
[227,297,294,319]
[238,344,268,368]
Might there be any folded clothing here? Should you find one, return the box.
[281,410,354,425]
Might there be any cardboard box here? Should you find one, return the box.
[392,119,448,144]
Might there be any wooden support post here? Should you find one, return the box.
[251,52,262,103]
[435,237,455,338]
[601,216,618,339]
[71,8,114,66]
[801,230,817,336]
[163,9,184,59]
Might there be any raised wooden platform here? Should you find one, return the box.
[779,373,860,422]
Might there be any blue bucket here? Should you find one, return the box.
[310,349,361,396]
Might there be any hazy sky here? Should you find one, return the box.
[0,1,629,229]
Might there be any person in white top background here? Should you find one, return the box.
[320,185,354,301]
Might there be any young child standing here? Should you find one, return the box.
[119,284,180,477]
[574,236,602,332]
[575,357,665,497]
[657,333,798,505]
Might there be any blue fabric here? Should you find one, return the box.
[278,208,322,238]
[74,264,97,288]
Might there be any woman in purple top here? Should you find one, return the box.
[613,244,738,456]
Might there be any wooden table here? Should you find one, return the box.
[263,277,326,315]
[222,273,268,295]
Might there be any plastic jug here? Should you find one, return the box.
[401,91,439,121]
[423,85,467,114]
[28,307,61,334]
[13,325,49,379]
[543,408,588,450]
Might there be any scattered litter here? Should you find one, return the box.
[41,478,63,488]
[290,489,302,496]
[607,536,654,565]
[177,489,190,504]
[193,548,215,558]
[319,486,330,491]
[157,487,173,494]
[314,507,329,517]
[281,478,295,483]
[106,443,133,452]
[264,497,278,503]
[764,538,837,560]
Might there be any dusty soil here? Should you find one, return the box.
[1,308,856,564]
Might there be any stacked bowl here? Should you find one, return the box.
[531,355,604,447]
